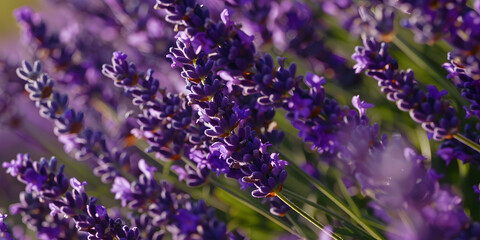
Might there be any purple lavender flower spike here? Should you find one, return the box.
[3,154,68,199]
[444,57,480,119]
[352,37,459,140]
[4,155,82,239]
[48,177,140,239]
[1,156,138,240]
[16,60,134,181]
[110,160,243,239]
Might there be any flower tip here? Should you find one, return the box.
[113,51,127,61]
[70,177,87,192]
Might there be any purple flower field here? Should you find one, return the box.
[1,0,480,239]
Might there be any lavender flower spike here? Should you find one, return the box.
[352,37,459,140]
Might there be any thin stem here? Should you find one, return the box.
[282,189,370,237]
[286,214,309,239]
[276,192,342,240]
[454,133,480,153]
[284,161,384,240]
[209,177,302,238]
[334,171,361,217]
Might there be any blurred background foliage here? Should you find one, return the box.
[0,0,40,41]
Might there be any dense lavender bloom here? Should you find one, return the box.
[49,178,140,240]
[352,37,459,140]
[103,52,212,186]
[18,57,242,239]
[3,154,68,199]
[395,0,480,114]
[445,9,480,81]
[145,1,290,201]
[3,153,138,240]
[3,155,83,239]
[110,160,242,239]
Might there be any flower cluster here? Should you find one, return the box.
[154,0,289,200]
[16,60,129,181]
[111,160,238,240]
[3,153,136,239]
[3,0,480,239]
[102,51,211,186]
[15,58,244,239]
[353,37,459,140]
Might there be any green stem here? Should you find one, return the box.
[282,189,370,237]
[285,162,384,240]
[454,133,480,153]
[286,214,309,239]
[276,192,343,240]
[334,171,361,217]
[209,177,301,237]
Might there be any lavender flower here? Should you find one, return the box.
[17,60,131,181]
[110,160,242,239]
[9,192,81,240]
[4,155,83,239]
[49,178,140,240]
[3,152,140,239]
[103,52,212,186]
[3,154,68,199]
[17,55,246,238]
[352,37,459,140]
[112,2,289,200]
